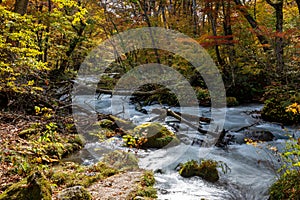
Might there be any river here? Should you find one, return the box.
[70,94,300,200]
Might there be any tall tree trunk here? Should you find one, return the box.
[138,0,161,64]
[266,0,284,74]
[296,0,300,15]
[43,0,52,63]
[7,0,29,46]
[192,0,198,35]
[207,2,224,66]
[222,0,236,86]
[13,0,29,15]
[233,0,271,52]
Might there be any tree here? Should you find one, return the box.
[233,0,271,51]
[266,0,284,75]
[13,0,28,15]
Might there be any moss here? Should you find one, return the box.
[68,134,85,147]
[269,170,300,200]
[179,159,219,183]
[140,171,156,187]
[101,150,139,171]
[46,161,118,190]
[226,97,239,107]
[94,119,115,129]
[58,186,92,200]
[195,87,210,106]
[123,122,179,149]
[0,171,52,200]
[128,171,157,199]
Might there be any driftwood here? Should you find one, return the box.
[172,111,211,123]
[149,108,209,134]
[232,121,261,132]
[96,88,169,98]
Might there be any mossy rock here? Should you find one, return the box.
[195,87,210,106]
[101,150,139,171]
[57,186,92,200]
[47,161,118,189]
[109,115,136,130]
[245,130,275,142]
[94,119,115,129]
[124,122,179,149]
[0,171,52,200]
[226,97,239,107]
[179,160,219,183]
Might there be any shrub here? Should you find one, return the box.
[261,84,300,124]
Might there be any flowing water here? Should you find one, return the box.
[70,94,300,200]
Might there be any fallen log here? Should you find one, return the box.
[149,108,208,134]
[96,88,169,97]
[173,111,211,123]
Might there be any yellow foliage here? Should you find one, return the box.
[286,103,300,115]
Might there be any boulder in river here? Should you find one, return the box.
[179,160,219,183]
[226,97,239,107]
[123,122,180,149]
[245,130,275,142]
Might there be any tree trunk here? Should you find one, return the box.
[222,0,236,86]
[233,0,271,52]
[208,2,224,66]
[192,0,198,35]
[138,0,161,64]
[13,0,29,15]
[296,0,300,15]
[266,0,284,74]
[43,0,52,63]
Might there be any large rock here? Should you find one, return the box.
[0,171,52,200]
[57,186,92,200]
[124,122,179,149]
[179,160,219,183]
[245,130,275,142]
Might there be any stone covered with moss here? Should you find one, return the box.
[179,159,219,183]
[226,97,239,107]
[109,115,136,130]
[57,186,92,200]
[123,122,179,149]
[0,171,52,200]
[101,150,139,171]
[47,162,118,189]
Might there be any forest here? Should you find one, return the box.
[0,0,299,199]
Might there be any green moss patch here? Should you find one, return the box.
[226,97,239,107]
[101,150,139,171]
[46,162,118,189]
[0,171,52,200]
[179,160,222,183]
[128,171,157,199]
